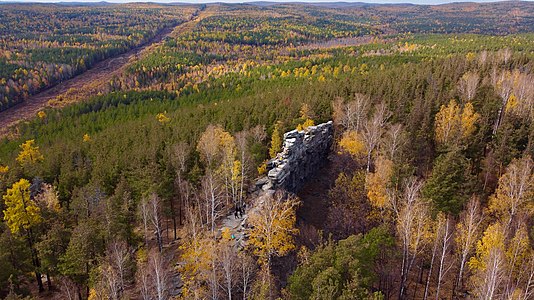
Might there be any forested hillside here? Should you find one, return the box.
[0,2,533,300]
[0,3,196,111]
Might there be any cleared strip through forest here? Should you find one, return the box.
[0,12,204,138]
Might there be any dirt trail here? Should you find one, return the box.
[0,12,203,138]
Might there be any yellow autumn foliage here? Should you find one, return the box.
[179,235,215,299]
[221,227,233,241]
[488,156,534,221]
[197,125,235,167]
[460,102,479,139]
[465,52,476,61]
[231,160,241,183]
[366,156,393,209]
[0,165,8,174]
[257,160,268,175]
[435,100,479,147]
[435,100,461,145]
[299,103,312,120]
[506,224,531,278]
[505,94,518,112]
[339,130,365,158]
[297,118,315,131]
[16,140,44,167]
[248,193,300,266]
[88,289,97,300]
[3,178,42,234]
[269,122,282,159]
[468,222,505,272]
[156,112,171,124]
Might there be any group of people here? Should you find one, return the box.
[234,203,246,219]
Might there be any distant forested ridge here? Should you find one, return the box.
[0,3,196,111]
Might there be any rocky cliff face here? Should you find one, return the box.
[256,121,334,193]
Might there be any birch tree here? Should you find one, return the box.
[332,96,346,128]
[511,71,534,119]
[34,183,61,212]
[380,123,406,162]
[492,70,514,135]
[106,240,129,294]
[362,103,390,172]
[516,255,534,300]
[488,156,533,226]
[235,130,250,207]
[138,264,151,300]
[458,71,479,102]
[219,130,237,205]
[366,155,394,214]
[179,206,215,300]
[99,262,120,300]
[435,214,454,300]
[469,222,507,300]
[148,250,171,300]
[339,130,366,161]
[498,48,512,65]
[197,125,234,232]
[148,193,164,252]
[478,50,488,66]
[434,99,479,148]
[396,179,430,300]
[248,191,300,298]
[139,196,150,248]
[423,214,443,300]
[219,228,238,300]
[455,196,483,293]
[200,175,224,233]
[342,93,370,131]
[170,141,190,235]
[504,222,531,298]
[239,251,256,300]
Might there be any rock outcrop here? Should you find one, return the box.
[256,121,334,193]
[219,121,333,253]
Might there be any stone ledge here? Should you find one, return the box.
[257,120,333,193]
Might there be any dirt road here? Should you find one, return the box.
[0,15,202,137]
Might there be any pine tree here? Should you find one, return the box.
[422,150,474,215]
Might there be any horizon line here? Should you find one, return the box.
[0,0,531,5]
